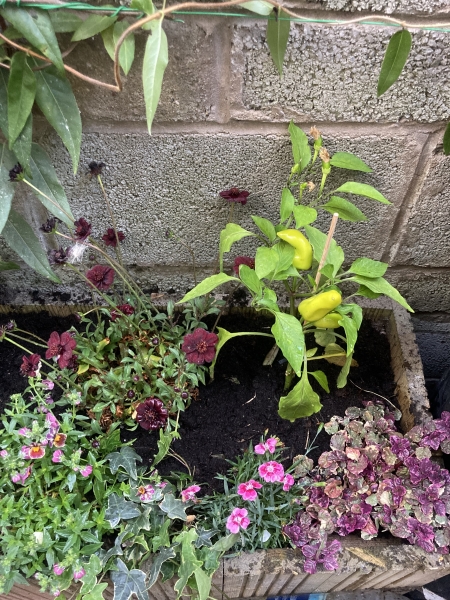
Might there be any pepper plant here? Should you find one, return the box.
[178,124,413,422]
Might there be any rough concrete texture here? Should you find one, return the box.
[66,16,225,123]
[303,0,450,13]
[412,317,450,379]
[232,23,450,123]
[392,152,450,267]
[386,269,450,313]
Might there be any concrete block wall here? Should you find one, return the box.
[2,1,450,379]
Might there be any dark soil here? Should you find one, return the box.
[0,311,396,492]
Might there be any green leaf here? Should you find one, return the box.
[288,121,311,172]
[239,264,262,295]
[349,257,388,278]
[1,8,64,72]
[271,312,304,376]
[314,329,336,347]
[278,369,322,421]
[7,53,36,147]
[114,21,135,75]
[32,62,81,173]
[219,223,255,271]
[142,18,168,134]
[29,143,74,226]
[239,1,273,15]
[252,215,276,241]
[210,533,239,552]
[2,208,60,282]
[304,225,344,277]
[101,24,115,61]
[178,273,239,304]
[72,13,118,41]
[280,187,295,221]
[82,583,109,600]
[322,196,367,222]
[0,143,16,234]
[355,284,382,300]
[160,493,188,521]
[338,314,358,355]
[0,67,8,138]
[266,9,290,76]
[131,0,155,14]
[12,113,32,172]
[49,11,83,33]
[377,29,412,97]
[292,205,317,228]
[255,244,294,279]
[329,151,372,172]
[147,547,176,589]
[106,446,142,480]
[105,493,141,527]
[335,302,363,330]
[334,182,391,205]
[110,560,148,600]
[350,275,413,312]
[309,370,329,393]
[153,429,178,466]
[443,123,450,156]
[0,260,19,271]
[194,568,212,600]
[337,351,354,388]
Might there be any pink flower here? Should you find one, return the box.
[73,567,85,581]
[11,466,31,485]
[258,461,284,483]
[282,474,295,491]
[53,564,65,576]
[18,427,31,436]
[237,479,263,501]
[181,485,201,502]
[29,445,46,459]
[20,445,31,459]
[43,379,55,390]
[254,438,278,455]
[80,465,93,477]
[226,508,250,533]
[138,484,155,502]
[0,450,8,458]
[53,433,67,448]
[52,450,64,463]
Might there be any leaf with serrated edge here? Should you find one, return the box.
[0,143,16,234]
[143,19,168,133]
[32,62,81,173]
[2,208,60,282]
[377,29,412,97]
[114,21,135,75]
[329,152,372,172]
[267,9,290,76]
[110,559,149,600]
[72,13,118,41]
[178,273,239,304]
[7,53,36,147]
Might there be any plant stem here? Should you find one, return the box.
[23,179,74,224]
[97,174,124,268]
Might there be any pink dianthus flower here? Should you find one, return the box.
[237,479,263,501]
[258,461,284,483]
[226,507,250,533]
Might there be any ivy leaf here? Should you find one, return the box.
[334,182,391,205]
[29,143,74,226]
[142,18,168,133]
[267,9,290,76]
[105,493,141,527]
[114,21,135,75]
[377,29,412,97]
[106,446,142,480]
[110,559,149,600]
[443,122,450,156]
[178,273,239,304]
[349,257,388,278]
[349,274,413,312]
[72,13,118,41]
[194,567,212,600]
[147,547,176,589]
[278,369,322,421]
[239,1,273,15]
[82,584,109,600]
[0,143,16,234]
[2,208,60,282]
[32,62,81,173]
[1,8,64,72]
[159,493,187,521]
[271,311,304,376]
[330,151,372,172]
[322,196,367,222]
[288,121,311,172]
[219,223,255,271]
[7,53,36,147]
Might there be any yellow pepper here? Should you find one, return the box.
[312,312,342,329]
[298,290,342,322]
[277,229,313,271]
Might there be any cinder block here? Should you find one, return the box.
[386,269,450,313]
[299,0,450,13]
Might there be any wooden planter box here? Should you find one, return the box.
[3,299,450,600]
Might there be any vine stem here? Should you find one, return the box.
[23,178,75,224]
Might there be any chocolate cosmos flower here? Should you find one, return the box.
[9,163,24,182]
[20,354,41,377]
[181,328,218,365]
[48,247,69,265]
[110,304,135,321]
[136,398,168,430]
[86,265,115,291]
[74,218,92,241]
[233,256,255,275]
[102,228,125,247]
[46,331,77,369]
[219,188,250,205]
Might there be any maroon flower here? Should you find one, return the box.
[86,265,115,291]
[9,163,24,182]
[181,328,218,365]
[219,188,250,205]
[233,256,255,275]
[40,217,60,233]
[136,398,168,430]
[45,331,77,369]
[48,247,69,265]
[102,228,125,247]
[20,354,41,377]
[110,304,135,321]
[74,218,92,241]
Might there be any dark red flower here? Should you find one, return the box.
[135,398,168,430]
[233,256,255,275]
[219,188,250,205]
[74,218,92,241]
[110,304,135,321]
[40,217,60,233]
[181,328,218,365]
[88,161,105,177]
[45,331,77,369]
[48,247,69,265]
[20,354,41,377]
[86,265,115,291]
[102,228,125,247]
[9,163,24,182]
